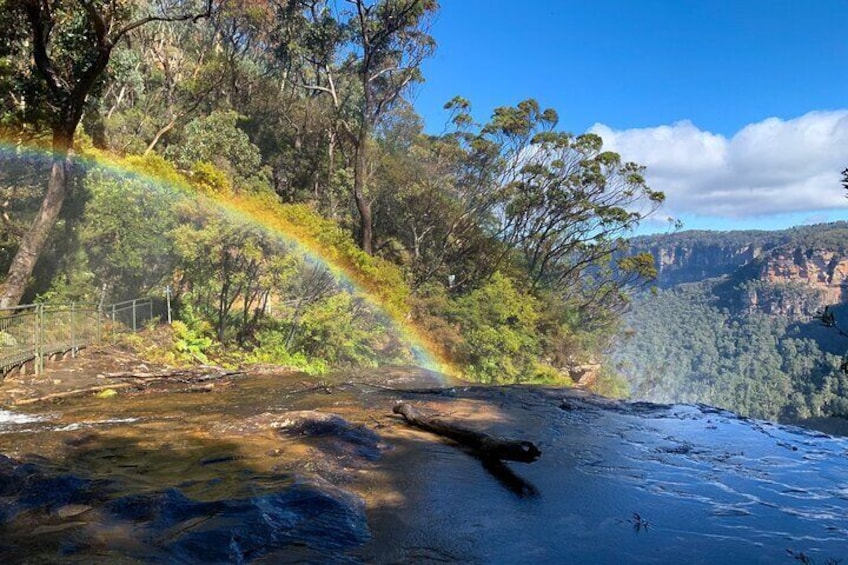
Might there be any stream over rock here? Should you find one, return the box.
[0,367,846,563]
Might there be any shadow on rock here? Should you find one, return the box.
[276,410,387,461]
[0,432,372,563]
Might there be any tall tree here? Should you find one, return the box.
[444,99,663,311]
[372,107,498,289]
[0,0,211,307]
[289,0,436,254]
[346,0,436,254]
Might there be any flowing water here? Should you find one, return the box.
[0,368,846,563]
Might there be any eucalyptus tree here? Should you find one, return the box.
[444,98,663,314]
[90,12,227,155]
[281,0,437,254]
[0,0,211,308]
[345,0,436,254]
[372,112,499,290]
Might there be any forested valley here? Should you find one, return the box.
[611,224,848,423]
[0,0,663,387]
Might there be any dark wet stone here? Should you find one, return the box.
[18,474,93,508]
[0,456,105,525]
[658,443,694,455]
[277,411,384,461]
[2,452,369,562]
[105,487,203,525]
[200,454,250,466]
[103,481,369,563]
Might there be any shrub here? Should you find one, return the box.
[246,329,328,375]
[451,272,541,383]
[171,320,213,364]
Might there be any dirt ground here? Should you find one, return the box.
[0,345,185,407]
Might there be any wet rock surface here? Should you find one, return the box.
[0,368,846,563]
[106,483,369,563]
[275,410,386,461]
[0,454,369,563]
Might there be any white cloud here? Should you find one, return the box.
[589,111,848,219]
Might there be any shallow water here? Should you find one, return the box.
[372,390,847,564]
[0,369,846,563]
[0,408,43,426]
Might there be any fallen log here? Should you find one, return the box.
[13,383,137,405]
[392,402,541,463]
[103,369,244,383]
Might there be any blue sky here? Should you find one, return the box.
[411,1,848,233]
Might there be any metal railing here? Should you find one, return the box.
[0,298,155,376]
[104,298,155,337]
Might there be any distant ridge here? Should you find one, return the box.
[629,222,848,298]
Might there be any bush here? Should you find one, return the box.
[451,273,541,383]
[246,329,328,375]
[296,293,382,367]
[171,320,213,364]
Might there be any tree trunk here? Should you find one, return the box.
[326,126,336,205]
[143,117,177,156]
[353,122,373,255]
[392,402,541,463]
[0,129,72,308]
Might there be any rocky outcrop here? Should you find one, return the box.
[739,279,828,318]
[629,229,776,288]
[758,249,848,305]
[632,223,848,318]
[650,241,763,286]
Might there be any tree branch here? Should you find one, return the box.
[22,0,68,95]
[111,0,213,42]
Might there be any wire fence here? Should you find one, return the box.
[0,298,155,376]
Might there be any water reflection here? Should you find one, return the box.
[0,369,845,563]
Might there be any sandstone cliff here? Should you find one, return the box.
[757,249,848,305]
[630,222,848,318]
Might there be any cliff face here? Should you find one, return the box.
[647,242,764,287]
[758,249,848,306]
[631,223,848,319]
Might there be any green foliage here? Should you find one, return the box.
[246,329,328,375]
[591,366,631,399]
[170,206,291,344]
[37,248,96,303]
[235,196,412,318]
[171,320,213,365]
[295,293,382,367]
[612,282,847,420]
[525,363,575,387]
[121,153,191,191]
[165,111,265,185]
[190,161,234,195]
[78,166,180,300]
[451,273,541,383]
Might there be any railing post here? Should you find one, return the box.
[166,286,172,324]
[70,302,76,357]
[31,305,38,375]
[132,299,137,331]
[34,304,43,375]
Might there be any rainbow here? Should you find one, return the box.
[0,140,459,379]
